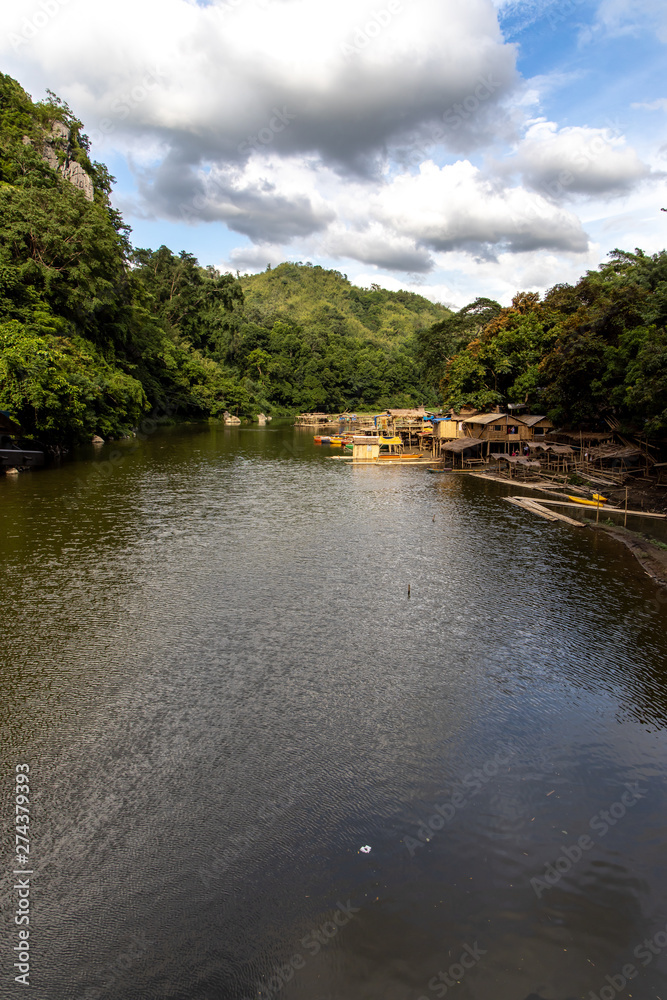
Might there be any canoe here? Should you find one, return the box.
[378,453,424,460]
[314,436,322,443]
[426,467,449,473]
[567,495,607,506]
[592,493,608,503]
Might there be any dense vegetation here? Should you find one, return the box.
[2,71,666,447]
[416,251,667,438]
[0,73,445,446]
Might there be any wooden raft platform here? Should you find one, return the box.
[505,496,584,527]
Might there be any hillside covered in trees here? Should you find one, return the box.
[417,250,667,439]
[2,70,666,447]
[0,74,445,446]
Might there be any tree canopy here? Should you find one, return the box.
[417,250,667,438]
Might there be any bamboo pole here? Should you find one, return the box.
[625,487,628,528]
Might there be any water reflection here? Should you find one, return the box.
[1,422,667,999]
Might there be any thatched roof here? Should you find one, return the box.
[386,407,427,418]
[526,442,573,454]
[441,438,484,452]
[490,453,540,466]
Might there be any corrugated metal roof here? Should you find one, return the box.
[521,414,551,427]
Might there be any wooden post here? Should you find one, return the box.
[596,497,600,523]
[624,487,628,528]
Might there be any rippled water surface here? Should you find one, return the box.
[2,422,667,1000]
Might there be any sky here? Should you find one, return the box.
[2,0,667,307]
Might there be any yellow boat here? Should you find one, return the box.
[329,435,345,447]
[567,495,608,506]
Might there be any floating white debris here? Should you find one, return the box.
[359,845,371,853]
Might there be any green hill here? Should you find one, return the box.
[241,262,450,344]
[0,72,446,444]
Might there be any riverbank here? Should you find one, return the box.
[460,469,667,587]
[587,522,667,587]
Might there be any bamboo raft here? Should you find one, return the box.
[504,496,584,527]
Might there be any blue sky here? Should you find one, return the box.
[2,0,666,305]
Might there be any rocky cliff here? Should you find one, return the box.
[22,120,94,201]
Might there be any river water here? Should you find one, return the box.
[1,421,667,1000]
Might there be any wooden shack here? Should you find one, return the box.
[433,416,467,440]
[440,438,485,468]
[352,440,380,462]
[463,413,528,448]
[520,414,554,438]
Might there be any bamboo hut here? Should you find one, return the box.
[440,438,485,468]
[462,413,528,449]
[520,414,554,438]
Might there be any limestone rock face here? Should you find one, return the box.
[21,122,94,202]
[61,160,94,201]
[50,122,68,142]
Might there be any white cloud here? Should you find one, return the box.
[502,121,651,197]
[632,99,667,112]
[1,0,518,171]
[324,223,433,273]
[371,160,589,253]
[2,0,664,301]
[593,0,667,42]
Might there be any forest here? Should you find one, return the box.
[1,70,666,446]
[0,73,447,445]
[420,250,667,438]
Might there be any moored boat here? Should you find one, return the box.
[567,495,608,506]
